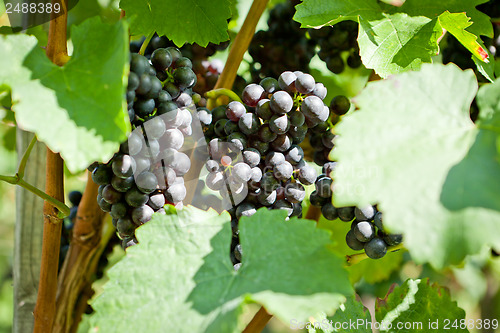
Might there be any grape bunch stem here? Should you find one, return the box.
[345,243,405,266]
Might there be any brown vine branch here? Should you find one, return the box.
[53,173,106,333]
[68,220,115,333]
[243,306,273,333]
[305,205,321,221]
[33,150,65,333]
[208,0,269,109]
[33,1,68,332]
[186,0,269,201]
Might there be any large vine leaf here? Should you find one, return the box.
[438,11,489,62]
[306,296,373,333]
[294,0,491,78]
[0,17,130,172]
[293,0,382,27]
[390,0,492,38]
[88,207,353,332]
[331,63,500,269]
[119,0,231,47]
[375,279,468,332]
[357,13,441,78]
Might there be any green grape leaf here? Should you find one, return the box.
[0,18,130,172]
[317,217,404,284]
[119,0,231,47]
[438,11,489,62]
[294,0,491,78]
[476,77,500,154]
[476,76,500,124]
[331,63,500,269]
[375,279,468,332]
[2,126,15,151]
[89,207,353,332]
[357,13,441,78]
[306,296,373,333]
[294,0,382,28]
[474,45,495,83]
[327,296,372,333]
[392,0,492,38]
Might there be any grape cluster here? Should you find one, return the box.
[91,48,197,248]
[306,95,351,166]
[248,0,316,81]
[248,1,363,78]
[310,21,361,74]
[131,34,232,96]
[310,168,402,259]
[198,71,336,268]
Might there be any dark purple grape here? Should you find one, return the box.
[353,221,375,242]
[270,134,292,152]
[125,187,149,207]
[256,99,273,120]
[151,48,173,72]
[284,182,305,203]
[285,145,304,165]
[260,77,279,94]
[226,101,246,122]
[110,202,127,219]
[278,71,297,92]
[147,192,166,210]
[364,237,387,259]
[112,155,134,179]
[117,217,135,238]
[132,205,154,225]
[242,84,265,107]
[346,230,364,251]
[173,67,196,89]
[298,165,317,185]
[238,113,260,135]
[295,73,315,94]
[274,161,293,181]
[92,165,112,185]
[257,124,277,143]
[321,203,338,220]
[242,149,261,168]
[112,175,134,192]
[270,91,293,114]
[102,184,122,204]
[330,95,351,115]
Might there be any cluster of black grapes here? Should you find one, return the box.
[248,0,316,80]
[198,70,338,268]
[131,34,233,96]
[91,47,197,249]
[310,21,361,74]
[249,1,363,79]
[307,95,351,166]
[310,166,403,259]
